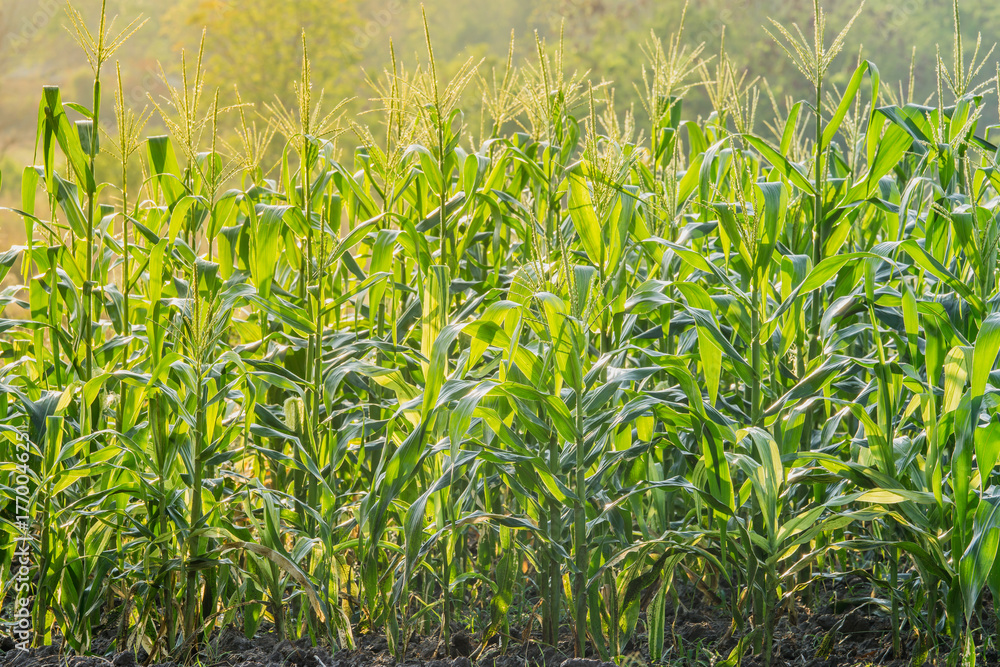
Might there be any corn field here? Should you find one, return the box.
[3,1,1000,665]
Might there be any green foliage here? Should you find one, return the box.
[3,2,1000,667]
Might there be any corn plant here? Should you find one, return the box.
[5,1,1000,666]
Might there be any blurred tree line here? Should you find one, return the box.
[1,0,998,175]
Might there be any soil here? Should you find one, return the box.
[2,582,996,667]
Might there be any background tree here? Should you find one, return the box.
[162,0,362,109]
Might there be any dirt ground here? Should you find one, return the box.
[1,581,996,667]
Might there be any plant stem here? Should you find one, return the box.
[546,430,561,646]
[439,120,449,269]
[185,375,206,642]
[808,70,824,364]
[574,382,588,657]
[751,284,762,425]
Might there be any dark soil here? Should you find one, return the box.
[0,618,967,667]
[2,582,996,667]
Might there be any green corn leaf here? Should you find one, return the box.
[960,491,1000,623]
[39,87,94,194]
[250,204,289,301]
[742,134,815,194]
[972,313,1000,401]
[567,168,604,268]
[823,60,880,146]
